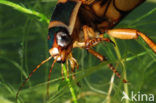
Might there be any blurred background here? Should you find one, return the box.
[0,0,156,103]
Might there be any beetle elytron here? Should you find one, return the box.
[16,0,156,98]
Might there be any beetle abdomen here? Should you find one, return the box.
[78,0,145,33]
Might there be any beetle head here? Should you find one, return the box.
[48,27,72,62]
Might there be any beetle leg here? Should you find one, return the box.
[69,54,79,70]
[73,26,126,82]
[107,29,156,53]
[83,25,97,40]
[68,53,81,86]
[87,49,127,83]
[68,53,79,80]
[73,25,114,48]
[85,38,115,49]
[73,41,85,48]
[83,25,115,49]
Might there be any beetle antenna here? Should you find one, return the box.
[16,56,53,100]
[46,56,58,98]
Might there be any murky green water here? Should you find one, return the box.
[0,0,156,103]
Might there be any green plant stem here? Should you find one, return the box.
[0,0,49,24]
[62,64,77,103]
[110,37,129,103]
[125,51,146,62]
[106,73,115,103]
[130,8,156,26]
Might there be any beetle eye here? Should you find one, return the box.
[56,32,71,47]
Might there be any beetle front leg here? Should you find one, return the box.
[87,49,127,83]
[107,29,156,53]
[73,25,114,48]
[83,25,114,48]
[74,26,127,82]
[68,53,81,86]
[68,53,79,80]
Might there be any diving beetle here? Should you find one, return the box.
[16,0,156,98]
